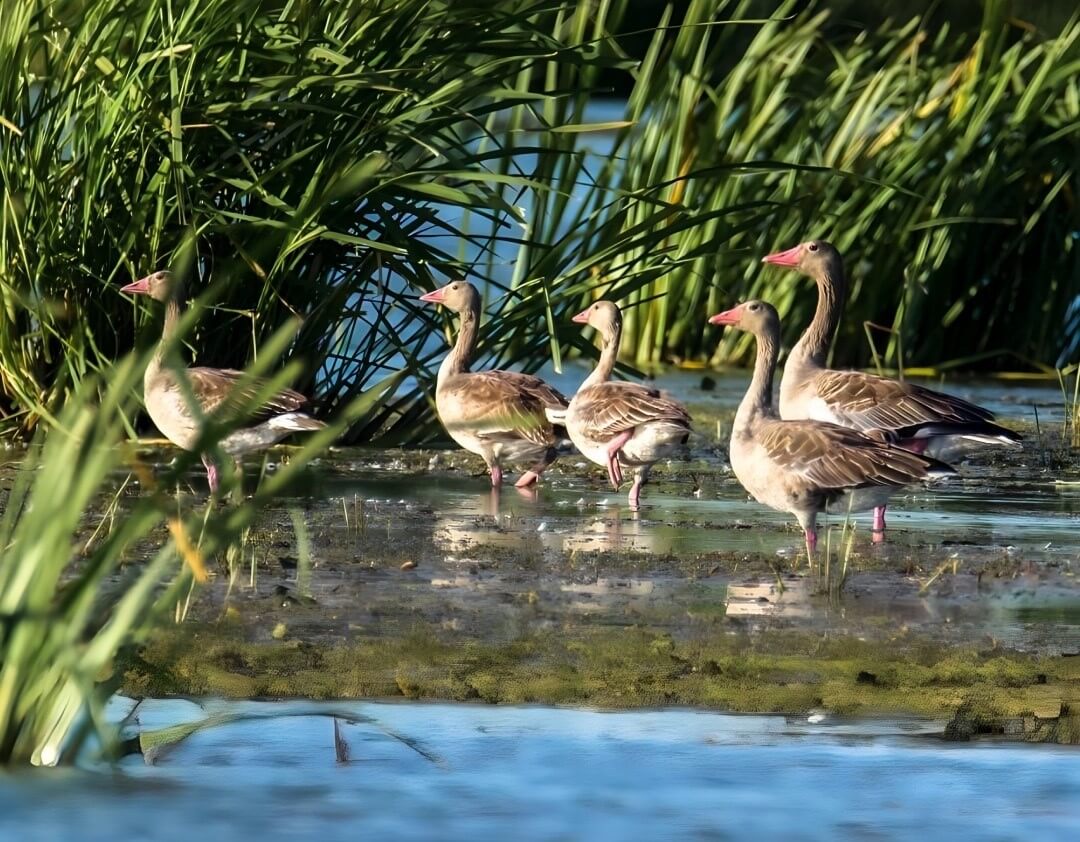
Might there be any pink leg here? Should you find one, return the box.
[490,465,503,487]
[872,505,886,544]
[605,430,633,490]
[628,475,643,510]
[515,470,540,488]
[202,455,219,494]
[804,528,818,555]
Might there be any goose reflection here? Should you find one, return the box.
[431,492,681,557]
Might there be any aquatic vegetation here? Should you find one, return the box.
[470,0,1079,372]
[0,0,623,440]
[0,317,399,764]
[123,624,1080,741]
[0,353,195,765]
[615,0,1080,370]
[1,0,1075,446]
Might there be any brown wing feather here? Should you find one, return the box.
[440,371,563,446]
[487,370,569,411]
[758,419,941,491]
[814,370,994,432]
[575,382,692,441]
[185,367,309,423]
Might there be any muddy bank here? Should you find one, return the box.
[119,621,1080,744]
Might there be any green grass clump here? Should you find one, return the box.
[0,0,625,441]
[0,353,192,765]
[482,0,1079,373]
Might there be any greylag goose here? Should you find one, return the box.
[563,301,691,508]
[122,271,326,492]
[709,300,955,554]
[419,281,568,488]
[763,240,1020,539]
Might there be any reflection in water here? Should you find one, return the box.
[430,489,684,556]
[304,467,1080,651]
[307,424,1080,652]
[725,579,814,618]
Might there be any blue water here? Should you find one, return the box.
[1,700,1076,841]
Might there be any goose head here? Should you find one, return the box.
[570,300,621,341]
[121,270,175,302]
[708,299,780,337]
[418,280,480,313]
[761,240,842,280]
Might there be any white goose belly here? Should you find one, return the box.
[568,417,686,469]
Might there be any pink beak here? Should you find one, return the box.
[419,286,447,303]
[121,276,153,295]
[761,243,803,267]
[571,308,591,324]
[709,306,742,326]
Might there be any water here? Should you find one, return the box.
[285,373,1078,654]
[1,700,1076,841]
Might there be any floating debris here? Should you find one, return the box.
[333,718,350,764]
[400,560,417,571]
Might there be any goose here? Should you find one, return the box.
[763,240,1020,540]
[709,299,955,553]
[419,281,568,488]
[122,270,325,492]
[563,301,691,509]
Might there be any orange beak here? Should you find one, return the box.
[419,286,447,303]
[708,305,742,326]
[761,244,803,267]
[121,276,153,295]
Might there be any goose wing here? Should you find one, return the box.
[172,366,309,423]
[573,382,691,441]
[439,371,562,446]
[757,419,950,491]
[812,370,994,433]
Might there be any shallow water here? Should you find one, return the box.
[2,699,1077,841]
[78,372,1075,660]
[294,365,1080,651]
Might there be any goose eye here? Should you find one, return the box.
[748,303,759,311]
[807,242,818,252]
